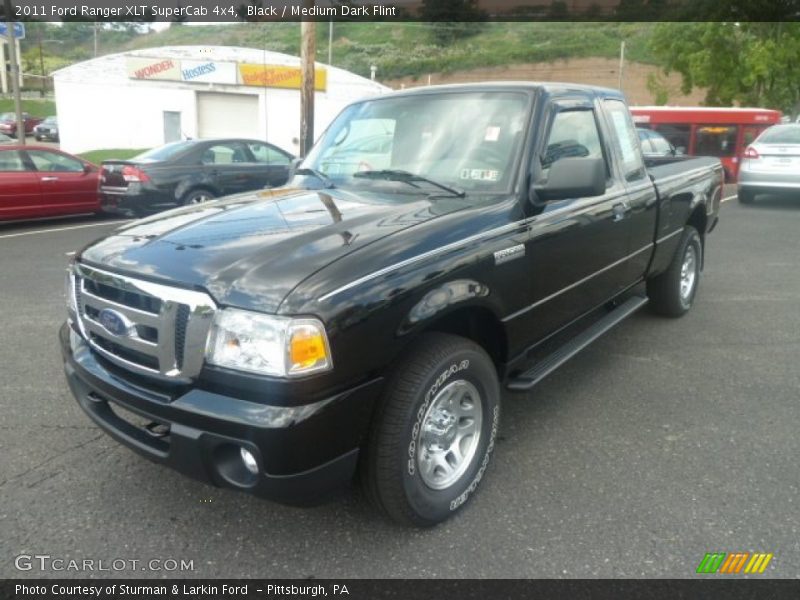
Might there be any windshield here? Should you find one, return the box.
[43,116,57,125]
[134,141,193,162]
[303,91,530,194]
[0,113,14,121]
[759,125,800,144]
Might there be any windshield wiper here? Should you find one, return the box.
[353,169,465,198]
[295,167,335,189]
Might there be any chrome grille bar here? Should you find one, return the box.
[73,263,217,382]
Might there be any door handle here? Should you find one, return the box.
[41,176,59,182]
[612,201,630,222]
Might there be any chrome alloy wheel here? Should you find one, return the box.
[417,379,483,490]
[188,192,212,204]
[679,244,698,306]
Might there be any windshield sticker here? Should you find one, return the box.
[460,169,499,182]
[484,126,501,142]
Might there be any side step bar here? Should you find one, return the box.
[507,295,648,391]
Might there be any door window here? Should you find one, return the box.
[27,150,84,173]
[541,109,606,173]
[604,100,646,182]
[201,143,248,165]
[247,142,291,166]
[0,150,27,172]
[652,124,691,154]
[694,125,738,157]
[649,133,673,155]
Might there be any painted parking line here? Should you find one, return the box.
[721,194,738,203]
[0,220,128,240]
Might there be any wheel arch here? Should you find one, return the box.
[174,181,219,203]
[413,304,509,375]
[686,201,708,269]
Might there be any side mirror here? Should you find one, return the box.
[531,157,606,204]
[83,163,94,174]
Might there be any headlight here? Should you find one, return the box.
[206,309,332,377]
[65,267,77,315]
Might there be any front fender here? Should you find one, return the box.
[397,279,492,336]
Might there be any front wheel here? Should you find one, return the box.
[362,333,501,527]
[647,225,702,317]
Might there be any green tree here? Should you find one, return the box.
[650,22,800,117]
[419,0,486,46]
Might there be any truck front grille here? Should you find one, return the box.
[71,264,216,382]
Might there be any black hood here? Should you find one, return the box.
[80,187,466,313]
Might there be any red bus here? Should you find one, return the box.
[630,106,783,182]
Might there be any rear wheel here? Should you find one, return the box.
[738,187,755,204]
[362,333,501,527]
[181,188,215,206]
[647,226,702,317]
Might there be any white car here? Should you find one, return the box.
[738,124,800,203]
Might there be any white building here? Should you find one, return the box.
[52,45,388,155]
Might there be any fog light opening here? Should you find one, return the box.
[240,447,259,475]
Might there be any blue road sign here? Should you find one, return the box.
[0,22,26,40]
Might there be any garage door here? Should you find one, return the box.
[197,92,259,139]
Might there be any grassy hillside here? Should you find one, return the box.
[0,98,56,118]
[123,22,657,82]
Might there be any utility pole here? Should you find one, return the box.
[93,22,98,57]
[300,19,316,157]
[37,31,45,97]
[3,0,25,145]
[327,21,332,66]
[618,40,625,92]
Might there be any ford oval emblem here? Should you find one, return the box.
[98,308,132,337]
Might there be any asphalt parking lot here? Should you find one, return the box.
[1,191,798,579]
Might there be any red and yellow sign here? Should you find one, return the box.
[238,64,327,91]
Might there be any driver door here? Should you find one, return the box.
[514,98,633,342]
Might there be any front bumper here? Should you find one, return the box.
[35,130,58,140]
[60,322,382,505]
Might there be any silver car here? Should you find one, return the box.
[738,124,800,203]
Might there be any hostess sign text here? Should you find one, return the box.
[127,57,327,90]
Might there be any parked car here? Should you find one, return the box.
[62,83,722,526]
[637,127,681,158]
[0,112,44,137]
[0,146,100,221]
[0,133,13,145]
[34,116,59,142]
[738,123,800,203]
[99,139,294,217]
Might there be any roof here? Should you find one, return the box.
[632,106,781,113]
[375,80,624,99]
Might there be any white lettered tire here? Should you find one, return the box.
[362,333,501,526]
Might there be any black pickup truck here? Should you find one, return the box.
[61,83,722,526]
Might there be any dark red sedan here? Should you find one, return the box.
[0,113,44,137]
[0,146,101,221]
